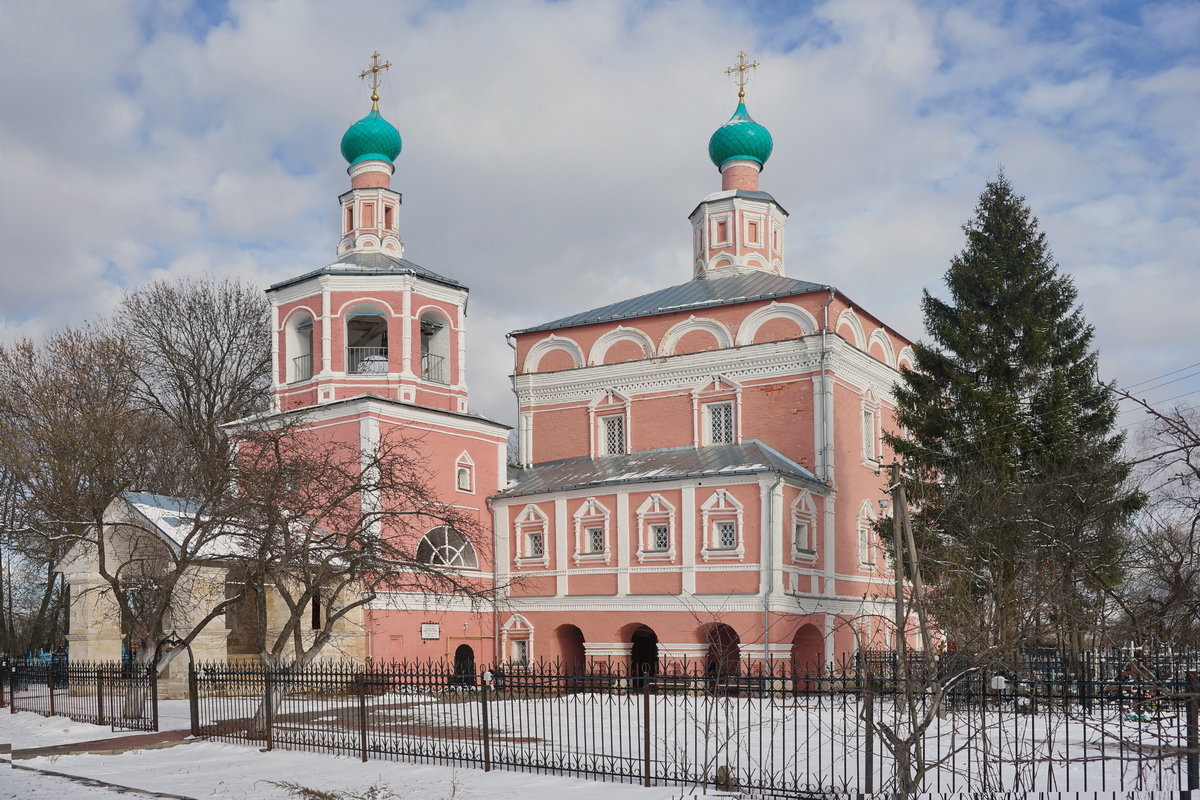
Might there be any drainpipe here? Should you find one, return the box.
[820,287,836,485]
[763,475,783,669]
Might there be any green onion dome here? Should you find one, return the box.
[707,101,773,169]
[340,109,402,165]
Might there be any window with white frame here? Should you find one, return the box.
[587,527,605,554]
[716,520,737,549]
[791,492,817,559]
[705,402,735,445]
[600,414,626,456]
[514,505,549,565]
[700,489,744,560]
[512,639,529,665]
[456,466,472,491]
[862,401,879,463]
[572,498,611,563]
[635,494,676,561]
[650,524,670,551]
[454,449,475,493]
[856,503,877,568]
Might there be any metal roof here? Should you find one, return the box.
[511,272,828,335]
[497,440,825,499]
[268,251,464,293]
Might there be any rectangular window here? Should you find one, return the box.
[716,521,737,550]
[858,524,871,565]
[716,220,728,243]
[863,408,877,461]
[794,520,810,552]
[707,403,734,445]
[747,220,759,244]
[456,466,472,491]
[588,527,605,553]
[527,531,544,558]
[512,639,528,665]
[601,414,626,456]
[650,524,670,551]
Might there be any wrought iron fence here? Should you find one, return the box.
[9,659,158,732]
[421,352,447,384]
[191,657,1200,796]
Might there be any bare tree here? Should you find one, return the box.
[119,276,272,496]
[224,419,494,670]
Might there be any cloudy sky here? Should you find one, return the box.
[1,0,1197,440]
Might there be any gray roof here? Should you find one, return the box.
[268,251,464,293]
[687,189,790,219]
[512,272,829,335]
[497,440,825,498]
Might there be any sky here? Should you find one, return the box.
[1,0,1197,442]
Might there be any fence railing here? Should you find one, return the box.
[190,658,1200,796]
[346,346,388,374]
[8,659,158,732]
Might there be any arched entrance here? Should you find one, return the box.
[705,623,741,678]
[791,624,824,692]
[555,624,587,674]
[629,625,658,679]
[452,643,476,686]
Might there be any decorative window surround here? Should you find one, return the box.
[857,500,878,571]
[705,401,735,445]
[791,491,818,563]
[692,376,741,447]
[589,389,630,457]
[572,498,611,565]
[454,450,474,493]
[635,494,676,562]
[861,391,881,467]
[514,505,550,568]
[700,489,745,561]
[502,614,534,666]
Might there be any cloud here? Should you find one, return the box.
[1,0,1197,425]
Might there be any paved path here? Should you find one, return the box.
[11,728,193,760]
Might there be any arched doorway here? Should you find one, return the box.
[705,623,741,678]
[452,643,476,687]
[791,624,824,693]
[629,625,658,679]
[555,624,587,675]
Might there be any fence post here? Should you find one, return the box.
[188,661,199,737]
[642,673,652,788]
[9,662,15,713]
[264,672,274,751]
[863,677,875,796]
[96,666,105,726]
[150,665,159,732]
[47,663,55,717]
[480,679,492,772]
[357,673,368,763]
[1186,670,1199,797]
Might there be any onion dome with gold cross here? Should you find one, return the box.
[708,51,773,170]
[340,52,402,165]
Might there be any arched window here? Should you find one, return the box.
[286,312,314,383]
[416,526,478,569]
[420,311,450,384]
[345,304,389,374]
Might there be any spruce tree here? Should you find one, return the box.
[890,173,1142,656]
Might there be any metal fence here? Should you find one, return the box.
[8,659,158,732]
[191,658,1200,796]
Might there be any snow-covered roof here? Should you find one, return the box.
[497,440,825,499]
[121,492,239,559]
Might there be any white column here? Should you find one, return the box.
[616,493,630,596]
[681,486,697,594]
[554,497,568,597]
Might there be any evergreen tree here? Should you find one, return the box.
[890,173,1143,656]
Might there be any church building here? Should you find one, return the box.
[266,53,913,675]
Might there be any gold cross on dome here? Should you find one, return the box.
[724,51,759,100]
[358,51,392,109]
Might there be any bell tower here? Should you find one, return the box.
[689,52,788,279]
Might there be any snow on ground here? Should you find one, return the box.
[0,710,690,800]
